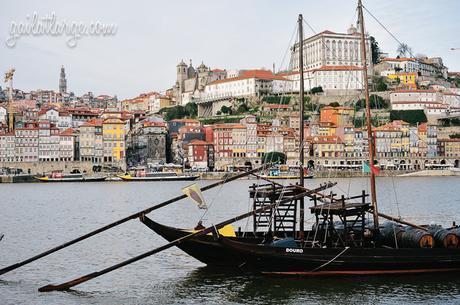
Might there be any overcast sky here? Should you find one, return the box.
[1,0,459,99]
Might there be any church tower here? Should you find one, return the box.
[176,60,187,94]
[59,65,67,94]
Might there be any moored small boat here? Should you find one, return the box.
[35,171,107,182]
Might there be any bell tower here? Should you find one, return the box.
[59,65,67,94]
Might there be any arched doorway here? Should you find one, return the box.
[399,160,406,170]
[307,160,315,169]
[455,160,459,168]
[244,161,252,170]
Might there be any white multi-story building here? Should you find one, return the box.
[0,132,15,162]
[38,121,60,162]
[202,70,290,100]
[59,128,75,161]
[289,25,372,74]
[283,65,364,92]
[240,115,258,159]
[379,57,447,78]
[390,90,443,104]
[15,125,39,162]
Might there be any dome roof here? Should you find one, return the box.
[177,59,186,66]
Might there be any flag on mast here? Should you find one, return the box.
[363,161,380,176]
[182,183,207,209]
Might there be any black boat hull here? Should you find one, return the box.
[219,237,460,275]
[141,216,262,266]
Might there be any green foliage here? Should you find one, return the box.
[310,86,323,94]
[200,116,244,125]
[440,118,460,127]
[184,102,197,117]
[355,95,389,110]
[328,102,340,107]
[262,151,286,165]
[236,103,250,114]
[262,95,291,104]
[389,110,427,125]
[159,102,197,121]
[449,133,460,139]
[220,105,232,115]
[375,77,387,92]
[370,36,380,64]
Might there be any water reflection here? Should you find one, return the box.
[172,267,460,305]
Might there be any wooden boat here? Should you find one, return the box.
[118,171,199,181]
[35,171,107,182]
[148,2,460,276]
[140,215,263,266]
[218,237,460,275]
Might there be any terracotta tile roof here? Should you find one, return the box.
[59,128,75,136]
[170,118,200,123]
[189,139,211,145]
[81,118,103,127]
[208,69,287,86]
[212,123,245,129]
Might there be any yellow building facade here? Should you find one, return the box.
[102,117,126,163]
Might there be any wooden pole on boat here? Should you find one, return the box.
[38,185,327,292]
[376,212,428,232]
[358,0,379,231]
[298,14,306,239]
[0,164,271,277]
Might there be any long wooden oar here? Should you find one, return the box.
[0,164,270,276]
[38,185,329,292]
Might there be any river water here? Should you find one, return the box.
[1,176,460,305]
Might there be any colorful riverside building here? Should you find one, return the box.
[438,138,460,158]
[386,72,417,89]
[79,119,103,164]
[319,106,355,127]
[102,117,126,165]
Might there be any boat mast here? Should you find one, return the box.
[298,14,305,238]
[357,0,379,230]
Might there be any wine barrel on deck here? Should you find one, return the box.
[448,228,460,248]
[400,227,434,248]
[427,225,459,248]
[380,222,404,248]
[380,222,434,248]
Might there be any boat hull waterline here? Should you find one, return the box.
[218,237,460,275]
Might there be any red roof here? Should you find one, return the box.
[189,139,211,145]
[60,128,75,136]
[209,70,287,85]
[81,118,103,127]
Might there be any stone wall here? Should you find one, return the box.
[0,161,95,175]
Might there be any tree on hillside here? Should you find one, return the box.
[310,86,323,94]
[329,102,340,107]
[220,105,232,115]
[370,36,380,64]
[397,43,413,58]
[375,77,387,92]
[355,94,389,110]
[390,110,427,125]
